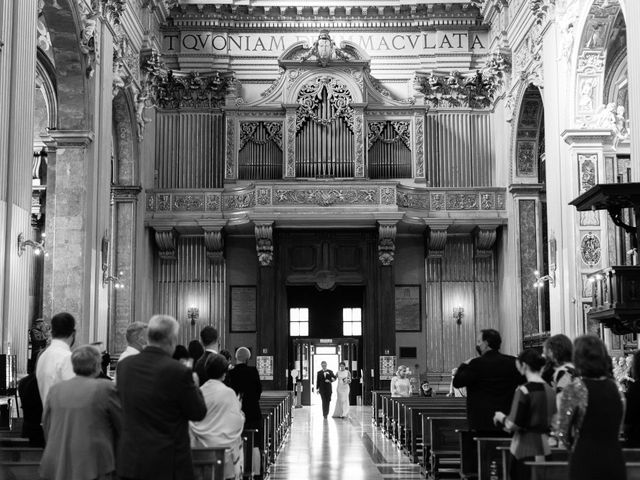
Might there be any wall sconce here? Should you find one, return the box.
[17,232,48,257]
[453,307,464,325]
[187,307,199,326]
[103,270,125,289]
[533,269,556,288]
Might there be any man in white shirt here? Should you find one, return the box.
[35,312,76,405]
[118,322,148,363]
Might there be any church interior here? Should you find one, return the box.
[1,0,640,476]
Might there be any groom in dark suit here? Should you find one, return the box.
[316,361,336,418]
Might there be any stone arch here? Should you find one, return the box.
[39,0,89,129]
[572,0,626,126]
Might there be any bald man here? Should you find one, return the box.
[226,347,263,444]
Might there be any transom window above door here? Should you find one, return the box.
[343,308,362,336]
[290,308,309,336]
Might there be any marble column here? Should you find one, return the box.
[110,186,141,354]
[627,0,640,180]
[0,0,37,371]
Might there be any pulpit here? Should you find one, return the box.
[570,183,640,334]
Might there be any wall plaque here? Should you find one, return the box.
[379,355,397,380]
[395,285,422,331]
[231,286,257,332]
[256,355,274,380]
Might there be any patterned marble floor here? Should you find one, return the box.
[268,406,422,480]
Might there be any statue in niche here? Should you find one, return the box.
[579,78,596,112]
[585,22,604,49]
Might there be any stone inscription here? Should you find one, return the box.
[163,31,487,56]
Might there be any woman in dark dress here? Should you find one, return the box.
[625,350,640,447]
[556,335,626,480]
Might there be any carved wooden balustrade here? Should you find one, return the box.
[588,267,640,334]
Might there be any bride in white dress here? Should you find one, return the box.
[332,362,351,418]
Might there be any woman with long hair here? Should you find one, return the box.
[556,335,626,480]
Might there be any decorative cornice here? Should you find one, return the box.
[152,70,235,110]
[378,221,397,266]
[255,221,274,267]
[561,129,616,147]
[48,130,95,147]
[111,185,143,201]
[166,3,483,25]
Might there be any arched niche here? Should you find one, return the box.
[513,85,545,182]
[573,0,626,127]
[39,0,89,130]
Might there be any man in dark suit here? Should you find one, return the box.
[194,325,218,386]
[315,361,336,419]
[116,315,207,480]
[452,328,523,432]
[227,346,263,477]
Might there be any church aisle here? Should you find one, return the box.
[269,406,422,480]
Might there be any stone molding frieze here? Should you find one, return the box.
[145,184,507,215]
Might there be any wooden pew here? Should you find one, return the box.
[420,413,467,475]
[527,460,640,480]
[371,390,391,427]
[259,391,294,475]
[403,399,465,460]
[474,436,510,480]
[0,447,43,462]
[429,416,468,480]
[192,447,226,480]
[242,428,258,480]
[458,429,478,480]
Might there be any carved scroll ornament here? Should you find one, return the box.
[378,223,397,266]
[426,227,448,258]
[154,228,177,261]
[255,222,274,267]
[203,228,224,264]
[239,122,283,150]
[367,121,411,150]
[296,76,355,132]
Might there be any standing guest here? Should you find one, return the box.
[173,344,190,362]
[118,322,147,364]
[116,315,207,480]
[194,326,219,386]
[36,312,76,405]
[390,365,411,397]
[188,340,205,364]
[28,317,50,372]
[556,335,626,480]
[190,354,245,480]
[625,350,640,447]
[453,329,523,432]
[447,368,466,397]
[227,347,263,478]
[316,361,336,419]
[493,349,556,480]
[40,345,122,480]
[17,370,44,447]
[543,334,576,405]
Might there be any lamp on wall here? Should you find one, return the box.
[187,307,199,326]
[533,269,556,288]
[453,307,464,325]
[103,270,125,289]
[17,232,48,257]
